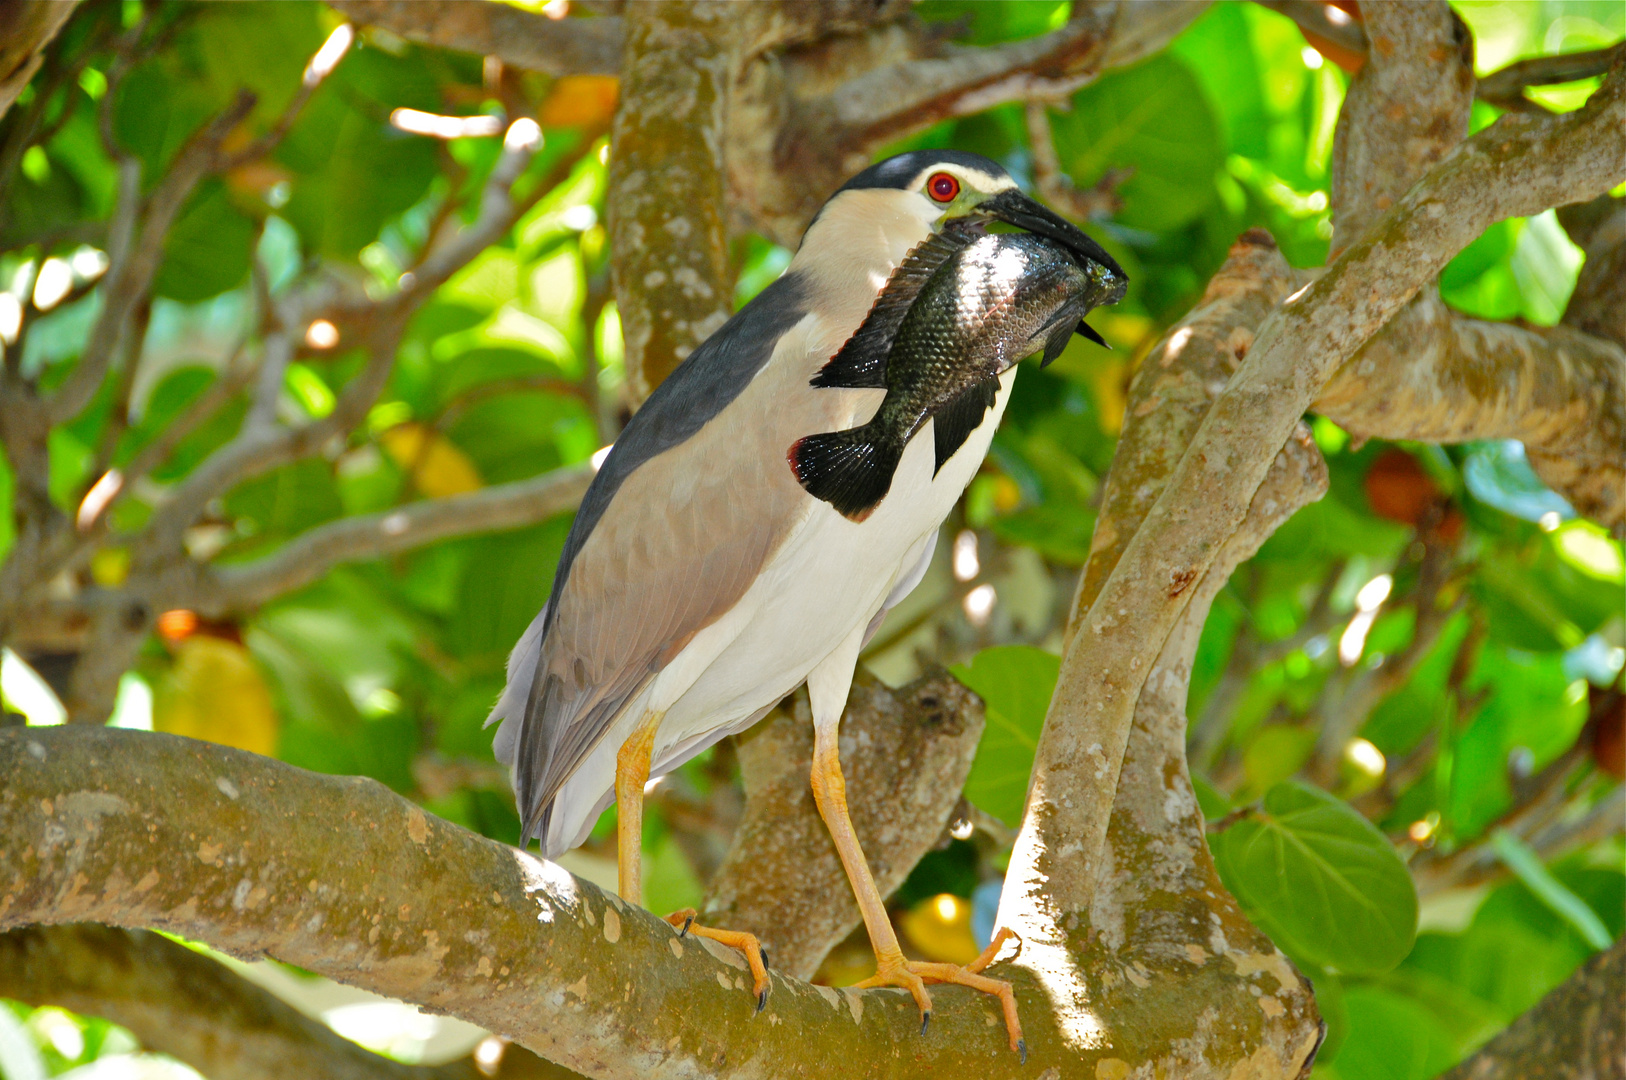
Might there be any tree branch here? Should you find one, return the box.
[1478,42,1626,110]
[995,229,1328,1071]
[0,923,582,1080]
[3,722,1331,1078]
[198,463,595,615]
[0,0,79,122]
[1435,936,1624,1080]
[1002,64,1624,946]
[1329,1,1472,258]
[699,669,984,980]
[1314,295,1626,531]
[326,1,623,78]
[1559,193,1624,349]
[606,1,735,403]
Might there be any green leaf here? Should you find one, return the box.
[154,181,257,302]
[1211,780,1418,974]
[1490,830,1612,949]
[950,645,1059,826]
[1326,986,1458,1080]
[1051,53,1224,233]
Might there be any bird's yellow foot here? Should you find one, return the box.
[664,909,772,1012]
[853,928,1025,1061]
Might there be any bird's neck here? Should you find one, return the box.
[789,190,939,329]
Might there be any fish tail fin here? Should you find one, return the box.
[788,425,902,522]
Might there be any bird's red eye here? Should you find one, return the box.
[927,172,960,202]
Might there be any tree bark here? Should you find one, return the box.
[607,1,736,404]
[1435,938,1625,1080]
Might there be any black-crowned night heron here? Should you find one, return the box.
[488,150,1126,1055]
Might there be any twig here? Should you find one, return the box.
[1022,102,1126,221]
[49,91,259,425]
[198,462,594,614]
[139,119,544,560]
[1478,42,1626,109]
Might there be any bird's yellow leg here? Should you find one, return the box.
[616,711,771,1010]
[810,721,1025,1059]
[613,710,663,905]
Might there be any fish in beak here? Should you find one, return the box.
[975,189,1129,341]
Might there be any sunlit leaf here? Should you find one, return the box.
[951,645,1059,826]
[1051,53,1224,232]
[1211,781,1418,975]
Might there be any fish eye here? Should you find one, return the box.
[927,172,960,203]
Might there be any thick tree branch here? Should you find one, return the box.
[1314,295,1626,530]
[3,725,1318,1079]
[1330,1,1472,258]
[1559,193,1624,349]
[1001,230,1327,1072]
[0,923,592,1080]
[607,1,735,403]
[1318,8,1624,530]
[1002,66,1624,954]
[197,464,595,615]
[699,670,984,980]
[326,1,623,78]
[1435,936,1624,1080]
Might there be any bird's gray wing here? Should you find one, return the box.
[494,273,813,847]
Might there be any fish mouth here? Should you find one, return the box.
[976,189,1129,304]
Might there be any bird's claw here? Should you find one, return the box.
[662,909,771,1015]
[853,946,1024,1058]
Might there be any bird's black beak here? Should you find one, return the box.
[978,189,1129,306]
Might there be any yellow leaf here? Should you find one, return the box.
[379,423,483,498]
[154,637,278,757]
[91,546,131,586]
[900,893,981,965]
[539,75,619,129]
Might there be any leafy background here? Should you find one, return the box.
[1,1,1622,1077]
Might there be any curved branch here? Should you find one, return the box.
[1004,65,1625,936]
[325,1,623,78]
[1478,42,1626,110]
[1436,936,1624,1080]
[198,464,594,615]
[1328,0,1472,258]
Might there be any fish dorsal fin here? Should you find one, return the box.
[932,375,1001,474]
[811,220,983,390]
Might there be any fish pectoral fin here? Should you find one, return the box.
[1035,296,1088,368]
[1040,317,1075,367]
[932,377,1001,474]
[788,425,902,521]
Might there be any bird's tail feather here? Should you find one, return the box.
[787,425,902,522]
